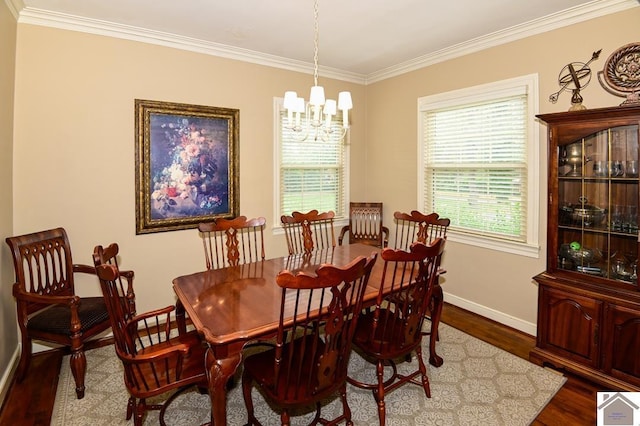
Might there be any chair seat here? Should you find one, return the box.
[27,297,109,336]
[353,309,421,360]
[244,335,330,404]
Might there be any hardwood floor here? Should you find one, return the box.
[0,303,598,425]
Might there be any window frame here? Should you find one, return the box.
[417,74,540,257]
[273,97,350,231]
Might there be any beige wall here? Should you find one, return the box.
[0,0,17,402]
[366,8,640,330]
[11,25,366,315]
[2,3,639,394]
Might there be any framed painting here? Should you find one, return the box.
[135,99,239,234]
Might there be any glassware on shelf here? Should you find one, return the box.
[612,205,625,232]
[625,205,638,234]
[610,160,624,176]
[611,254,631,281]
[593,160,607,177]
[611,252,640,282]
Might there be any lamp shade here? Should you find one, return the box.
[338,91,352,110]
[284,91,298,110]
[309,86,326,106]
[324,99,337,115]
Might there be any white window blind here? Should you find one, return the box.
[418,74,539,256]
[277,105,346,218]
[423,95,527,241]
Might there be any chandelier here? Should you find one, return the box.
[283,0,352,141]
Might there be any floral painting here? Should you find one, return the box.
[135,100,239,234]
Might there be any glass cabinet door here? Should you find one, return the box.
[557,124,639,288]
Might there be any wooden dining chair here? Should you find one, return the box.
[392,210,440,250]
[92,243,207,426]
[241,253,378,426]
[5,227,111,399]
[338,202,389,248]
[392,210,451,366]
[198,215,266,270]
[280,209,336,255]
[347,239,445,426]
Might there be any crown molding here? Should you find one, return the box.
[12,0,638,86]
[14,6,368,85]
[366,0,639,83]
[4,0,23,19]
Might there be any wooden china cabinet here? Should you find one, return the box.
[532,105,640,391]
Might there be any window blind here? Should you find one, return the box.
[279,111,346,217]
[422,95,528,242]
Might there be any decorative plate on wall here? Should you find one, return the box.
[598,42,640,106]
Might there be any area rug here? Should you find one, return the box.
[52,323,566,425]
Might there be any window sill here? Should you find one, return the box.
[446,230,540,258]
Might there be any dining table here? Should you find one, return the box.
[172,242,444,426]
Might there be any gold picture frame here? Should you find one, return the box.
[135,99,239,234]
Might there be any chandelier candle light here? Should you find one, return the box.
[283,0,352,141]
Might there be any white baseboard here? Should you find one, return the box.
[444,292,538,337]
[0,346,19,408]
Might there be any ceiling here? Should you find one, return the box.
[9,0,638,82]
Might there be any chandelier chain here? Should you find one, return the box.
[313,0,319,87]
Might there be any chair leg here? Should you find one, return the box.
[280,410,291,426]
[16,335,32,382]
[126,396,135,420]
[339,383,353,426]
[69,348,87,399]
[241,370,258,425]
[415,346,431,399]
[374,360,386,426]
[134,398,147,426]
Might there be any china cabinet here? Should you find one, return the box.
[532,105,640,390]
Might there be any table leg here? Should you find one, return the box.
[205,346,242,426]
[175,299,187,335]
[428,282,444,367]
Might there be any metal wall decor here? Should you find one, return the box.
[549,49,601,111]
[598,42,640,106]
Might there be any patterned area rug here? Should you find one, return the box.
[52,323,566,425]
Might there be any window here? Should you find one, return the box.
[274,99,349,223]
[418,74,539,257]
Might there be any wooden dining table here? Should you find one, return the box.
[172,243,444,426]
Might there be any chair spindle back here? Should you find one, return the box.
[280,210,336,255]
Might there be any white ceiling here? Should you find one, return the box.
[8,0,639,83]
